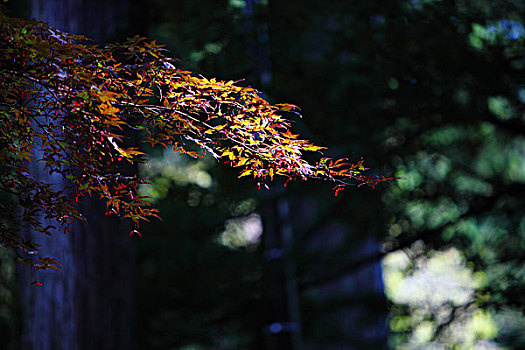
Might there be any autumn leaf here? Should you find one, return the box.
[0,10,395,270]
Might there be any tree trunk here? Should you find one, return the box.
[264,0,389,347]
[241,2,303,348]
[18,2,135,349]
[294,199,388,350]
[262,199,303,350]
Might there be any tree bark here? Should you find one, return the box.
[262,199,303,350]
[264,0,389,346]
[18,2,135,349]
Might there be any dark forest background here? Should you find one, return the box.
[1,0,524,349]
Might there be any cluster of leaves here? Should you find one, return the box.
[0,12,394,268]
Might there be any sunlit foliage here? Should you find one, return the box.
[378,0,525,348]
[0,12,394,268]
[383,248,500,349]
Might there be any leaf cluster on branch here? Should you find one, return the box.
[0,12,395,269]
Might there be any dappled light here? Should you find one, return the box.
[383,248,500,349]
[219,213,263,250]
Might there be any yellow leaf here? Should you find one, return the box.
[98,90,120,103]
[303,145,327,152]
[221,150,235,161]
[238,169,252,178]
[237,158,248,166]
[98,103,120,115]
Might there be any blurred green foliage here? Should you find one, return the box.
[134,0,525,349]
[375,0,525,348]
